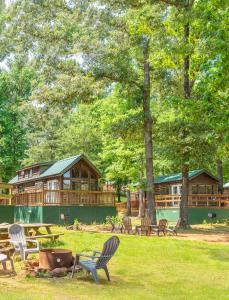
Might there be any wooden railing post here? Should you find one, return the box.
[42,188,45,206]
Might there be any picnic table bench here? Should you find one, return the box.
[28,233,64,241]
[0,223,63,241]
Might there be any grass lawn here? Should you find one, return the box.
[1,228,229,300]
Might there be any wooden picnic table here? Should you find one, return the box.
[0,223,63,241]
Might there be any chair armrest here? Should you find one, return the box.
[150,225,158,228]
[76,253,98,259]
[26,239,40,248]
[92,250,102,256]
[151,227,159,231]
[76,253,111,259]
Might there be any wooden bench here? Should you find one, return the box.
[27,233,64,241]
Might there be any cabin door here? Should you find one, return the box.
[46,180,59,204]
[171,185,181,206]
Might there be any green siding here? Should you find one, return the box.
[0,206,228,225]
[43,206,117,224]
[14,206,43,223]
[0,206,14,223]
[188,208,229,224]
[156,208,180,222]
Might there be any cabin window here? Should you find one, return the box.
[71,181,81,190]
[47,180,59,190]
[64,171,71,178]
[198,185,206,194]
[63,180,71,189]
[81,169,88,178]
[35,182,43,190]
[18,186,24,193]
[72,168,80,178]
[90,182,98,191]
[81,181,89,190]
[160,186,170,195]
[206,185,213,194]
[192,185,198,194]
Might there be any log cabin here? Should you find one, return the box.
[223,182,229,194]
[154,169,219,196]
[9,154,101,194]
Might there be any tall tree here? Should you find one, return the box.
[3,0,165,223]
[0,63,34,180]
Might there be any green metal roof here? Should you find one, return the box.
[39,155,81,178]
[155,169,217,184]
[8,175,18,184]
[9,154,101,185]
[224,182,229,188]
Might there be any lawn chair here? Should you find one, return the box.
[8,224,41,261]
[152,219,168,236]
[106,217,123,233]
[71,236,120,284]
[122,216,134,234]
[0,252,15,273]
[166,218,181,236]
[136,217,151,236]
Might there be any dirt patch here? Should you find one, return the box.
[172,232,229,243]
[78,224,229,243]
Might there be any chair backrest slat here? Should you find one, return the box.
[158,219,168,231]
[96,236,120,268]
[141,217,151,228]
[107,217,115,230]
[8,224,26,247]
[123,217,132,230]
[174,218,181,230]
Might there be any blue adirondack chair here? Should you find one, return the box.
[71,236,120,284]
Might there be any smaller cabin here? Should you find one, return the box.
[155,169,218,196]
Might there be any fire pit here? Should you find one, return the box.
[39,249,73,270]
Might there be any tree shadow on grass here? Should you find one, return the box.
[194,244,229,262]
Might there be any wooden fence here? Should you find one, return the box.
[9,189,116,206]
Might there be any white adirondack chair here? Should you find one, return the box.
[8,224,41,261]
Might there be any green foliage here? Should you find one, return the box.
[0,63,34,180]
[0,0,228,186]
[106,215,123,226]
[73,218,81,229]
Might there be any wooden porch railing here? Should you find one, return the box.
[116,194,229,210]
[9,189,116,206]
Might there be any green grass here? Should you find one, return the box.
[1,228,229,300]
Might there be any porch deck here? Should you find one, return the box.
[116,194,229,210]
[0,189,116,206]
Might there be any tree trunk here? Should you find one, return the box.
[217,159,223,194]
[142,37,156,224]
[126,189,131,216]
[180,22,191,228]
[180,164,189,227]
[183,24,190,99]
[117,184,121,202]
[138,189,145,217]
